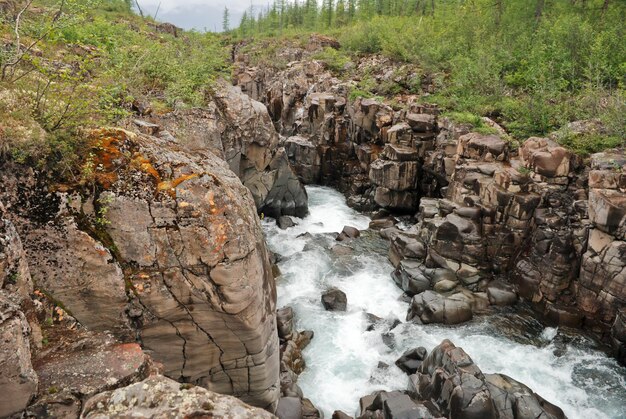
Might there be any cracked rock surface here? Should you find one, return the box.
[0,126,281,409]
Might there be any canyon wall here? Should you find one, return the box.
[233,38,625,363]
[0,81,311,414]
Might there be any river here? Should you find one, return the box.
[262,186,626,418]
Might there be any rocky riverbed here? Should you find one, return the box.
[264,186,626,418]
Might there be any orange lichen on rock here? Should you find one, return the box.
[204,190,229,254]
[131,154,162,183]
[85,128,133,189]
[157,173,200,198]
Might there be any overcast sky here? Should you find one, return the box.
[135,0,267,32]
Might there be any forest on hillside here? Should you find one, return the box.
[235,0,625,150]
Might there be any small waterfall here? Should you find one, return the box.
[263,186,626,419]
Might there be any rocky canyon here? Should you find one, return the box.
[0,2,625,418]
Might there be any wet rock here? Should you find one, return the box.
[486,280,518,306]
[333,410,354,419]
[82,375,275,418]
[285,136,321,184]
[276,396,303,419]
[277,306,295,341]
[383,394,435,419]
[369,217,397,230]
[393,260,432,296]
[342,225,361,238]
[278,216,296,229]
[0,294,38,417]
[395,347,428,375]
[485,373,565,419]
[407,291,473,325]
[611,308,626,365]
[417,339,496,419]
[302,397,323,418]
[322,288,347,311]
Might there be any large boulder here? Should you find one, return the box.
[2,127,281,408]
[213,81,308,218]
[485,373,565,419]
[82,375,276,418]
[322,288,347,311]
[416,339,496,419]
[407,291,473,325]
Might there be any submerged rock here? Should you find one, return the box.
[322,288,348,311]
[395,346,428,375]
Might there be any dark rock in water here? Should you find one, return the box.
[365,312,383,331]
[337,225,361,241]
[297,232,313,239]
[377,361,390,370]
[278,216,296,229]
[336,232,349,241]
[322,288,347,311]
[332,410,354,419]
[370,391,405,411]
[343,225,361,238]
[369,217,397,230]
[382,332,395,349]
[417,339,496,419]
[302,397,323,418]
[395,347,428,375]
[277,307,295,341]
[276,396,302,419]
[487,280,518,306]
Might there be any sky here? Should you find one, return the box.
[134,0,266,32]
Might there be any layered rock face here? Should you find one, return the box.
[234,39,625,361]
[389,124,625,360]
[1,126,281,409]
[234,45,438,214]
[140,81,308,218]
[0,208,38,417]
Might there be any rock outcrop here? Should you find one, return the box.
[82,375,276,418]
[353,339,565,419]
[1,126,281,408]
[276,306,321,418]
[134,81,309,219]
[233,39,625,360]
[0,204,38,417]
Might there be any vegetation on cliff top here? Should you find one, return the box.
[237,0,625,150]
[0,0,229,173]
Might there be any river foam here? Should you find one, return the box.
[263,186,626,418]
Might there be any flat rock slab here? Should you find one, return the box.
[82,375,276,418]
[35,342,150,398]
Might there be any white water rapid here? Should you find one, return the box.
[262,186,626,419]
